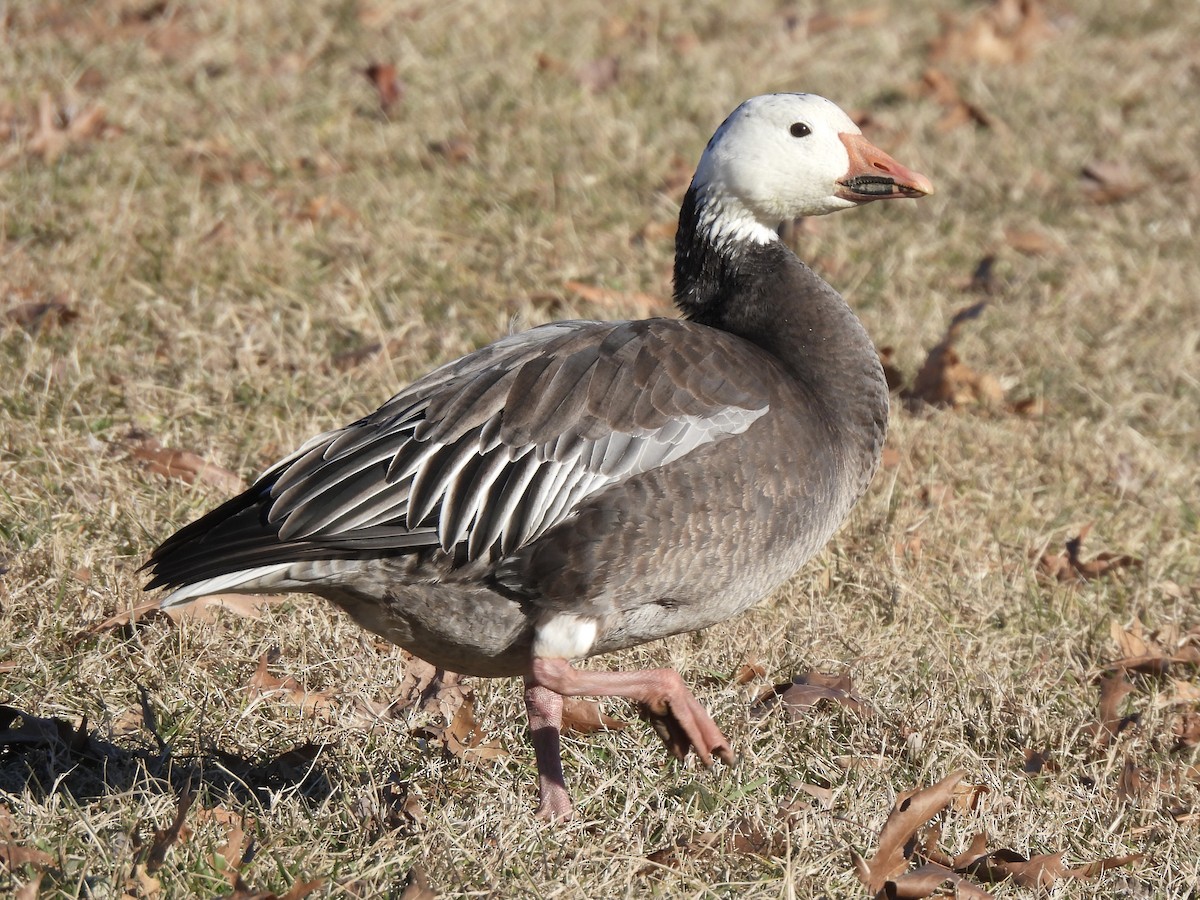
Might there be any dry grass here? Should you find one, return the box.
[2,0,1198,896]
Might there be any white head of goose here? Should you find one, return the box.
[145,93,932,820]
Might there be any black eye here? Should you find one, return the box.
[789,122,811,138]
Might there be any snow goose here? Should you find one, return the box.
[145,93,932,820]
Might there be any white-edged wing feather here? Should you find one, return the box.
[260,318,772,562]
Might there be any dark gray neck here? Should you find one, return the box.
[673,185,889,491]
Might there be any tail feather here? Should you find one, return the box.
[143,476,439,600]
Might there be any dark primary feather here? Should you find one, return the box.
[145,318,774,591]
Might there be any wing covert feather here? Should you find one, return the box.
[262,319,773,562]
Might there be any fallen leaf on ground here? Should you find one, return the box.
[295,195,359,224]
[1108,617,1200,676]
[418,692,507,763]
[805,8,886,35]
[1003,226,1062,256]
[1090,674,1138,747]
[921,69,996,131]
[426,136,474,164]
[84,594,284,639]
[903,301,1005,409]
[227,876,325,900]
[2,296,79,332]
[195,806,254,885]
[127,433,245,494]
[1080,161,1143,204]
[399,866,437,900]
[247,654,337,720]
[929,0,1053,65]
[560,697,628,735]
[1117,755,1148,804]
[363,63,403,111]
[733,658,767,685]
[1173,711,1200,748]
[1037,526,1142,585]
[564,280,669,317]
[852,770,967,895]
[954,840,1142,889]
[751,670,873,720]
[141,789,195,873]
[8,91,110,166]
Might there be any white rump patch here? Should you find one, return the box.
[533,613,599,660]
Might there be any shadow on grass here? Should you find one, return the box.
[0,703,334,810]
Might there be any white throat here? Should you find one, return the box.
[692,179,781,249]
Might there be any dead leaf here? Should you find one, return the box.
[1037,526,1142,585]
[142,789,195,873]
[575,56,620,93]
[227,877,325,900]
[904,301,1005,409]
[14,872,43,900]
[363,63,403,111]
[752,670,873,720]
[958,842,1143,889]
[1091,674,1137,747]
[852,771,966,894]
[1021,747,1056,774]
[1108,617,1200,676]
[929,0,1053,66]
[921,69,996,131]
[2,297,78,332]
[560,697,628,735]
[20,91,109,165]
[399,866,437,900]
[733,658,767,685]
[426,136,474,164]
[805,8,886,35]
[247,654,337,720]
[563,280,669,318]
[1080,161,1144,204]
[127,433,245,494]
[1003,227,1062,256]
[296,195,359,224]
[1117,755,1148,804]
[85,594,283,640]
[1172,711,1200,748]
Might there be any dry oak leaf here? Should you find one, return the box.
[417,692,507,763]
[563,280,670,318]
[247,654,337,720]
[956,841,1143,890]
[127,433,245,494]
[929,0,1054,66]
[2,296,79,332]
[1037,526,1142,585]
[1090,674,1138,747]
[14,91,109,166]
[227,876,325,900]
[752,670,874,720]
[560,697,628,735]
[920,68,996,132]
[1080,160,1144,204]
[851,770,969,896]
[903,301,1004,409]
[399,866,438,900]
[363,62,403,111]
[1109,617,1200,676]
[141,789,195,874]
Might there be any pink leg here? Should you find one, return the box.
[529,657,736,767]
[523,679,573,820]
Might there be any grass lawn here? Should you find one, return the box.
[2,0,1197,896]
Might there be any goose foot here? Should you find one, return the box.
[529,656,735,769]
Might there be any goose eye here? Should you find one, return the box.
[789,122,811,138]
